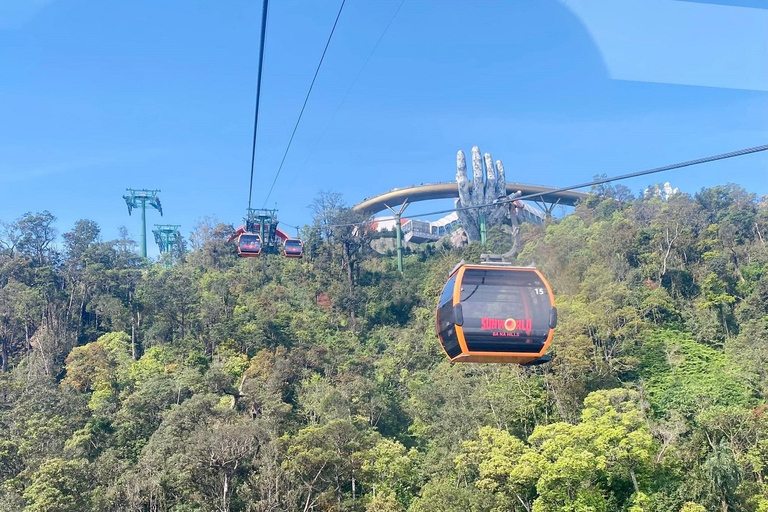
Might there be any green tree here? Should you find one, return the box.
[22,458,94,512]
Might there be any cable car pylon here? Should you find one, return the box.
[227,208,303,258]
[123,189,163,258]
[384,200,408,274]
[152,224,183,255]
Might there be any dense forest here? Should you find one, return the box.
[1,184,768,512]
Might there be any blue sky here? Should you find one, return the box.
[1,0,766,257]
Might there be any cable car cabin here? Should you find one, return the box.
[283,238,304,258]
[436,264,557,364]
[236,233,262,257]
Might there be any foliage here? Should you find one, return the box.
[0,185,767,511]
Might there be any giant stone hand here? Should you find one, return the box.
[455,146,510,242]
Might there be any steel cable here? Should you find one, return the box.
[326,144,768,227]
[247,0,270,210]
[262,0,347,207]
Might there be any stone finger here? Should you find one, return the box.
[456,150,471,207]
[471,146,484,200]
[495,159,507,198]
[484,152,497,199]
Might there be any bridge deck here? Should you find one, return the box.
[352,182,588,214]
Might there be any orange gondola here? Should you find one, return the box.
[283,238,304,258]
[436,263,557,364]
[236,233,262,257]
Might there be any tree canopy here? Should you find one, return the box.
[1,185,768,511]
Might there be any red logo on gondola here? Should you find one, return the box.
[481,317,532,331]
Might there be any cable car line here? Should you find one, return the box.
[261,0,348,208]
[247,0,270,211]
[510,143,768,210]
[280,221,302,238]
[299,0,406,170]
[398,143,768,221]
[234,1,343,259]
[326,143,768,228]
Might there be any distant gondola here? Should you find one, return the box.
[283,238,304,258]
[236,233,262,257]
[436,263,557,364]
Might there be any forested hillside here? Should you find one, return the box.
[1,184,768,512]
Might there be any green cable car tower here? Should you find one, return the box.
[123,189,163,258]
[152,224,182,254]
[246,208,281,253]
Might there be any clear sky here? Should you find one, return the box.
[1,0,767,257]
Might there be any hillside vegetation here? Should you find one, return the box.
[1,184,768,512]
